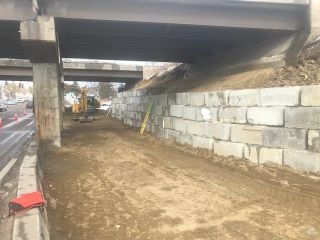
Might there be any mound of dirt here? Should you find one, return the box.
[135,41,320,94]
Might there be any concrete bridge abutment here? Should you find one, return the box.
[20,16,63,147]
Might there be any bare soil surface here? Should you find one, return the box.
[136,42,320,93]
[44,116,320,240]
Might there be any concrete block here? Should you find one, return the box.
[259,148,283,165]
[228,89,260,107]
[154,116,163,126]
[247,107,284,126]
[301,85,320,106]
[198,107,219,122]
[204,122,231,141]
[205,91,226,107]
[244,145,259,164]
[189,92,205,106]
[244,146,283,165]
[231,125,263,145]
[176,93,190,105]
[261,86,300,106]
[152,105,169,116]
[284,150,320,172]
[157,94,168,105]
[263,127,307,150]
[167,94,177,105]
[178,133,193,146]
[166,129,180,141]
[285,107,320,129]
[155,127,166,139]
[182,106,198,121]
[172,118,187,133]
[170,105,184,118]
[192,136,214,150]
[163,117,174,129]
[214,141,244,158]
[220,107,247,124]
[308,130,320,152]
[186,121,205,136]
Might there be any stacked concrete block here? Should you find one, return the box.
[189,92,205,106]
[204,122,231,141]
[170,105,184,118]
[205,91,226,106]
[228,89,260,107]
[244,146,283,165]
[178,133,193,146]
[172,118,187,133]
[284,150,320,172]
[186,121,205,136]
[219,107,247,124]
[192,136,214,150]
[176,93,190,105]
[308,130,320,152]
[301,85,320,106]
[182,106,198,121]
[285,107,320,129]
[260,87,300,106]
[214,141,244,158]
[167,94,177,105]
[263,127,307,150]
[231,125,263,145]
[247,107,284,126]
[112,85,320,173]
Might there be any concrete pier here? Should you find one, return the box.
[20,16,62,147]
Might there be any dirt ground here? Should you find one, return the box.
[135,42,320,94]
[44,116,320,240]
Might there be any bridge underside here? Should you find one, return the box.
[0,0,308,62]
[0,66,142,83]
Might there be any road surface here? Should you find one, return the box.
[0,104,34,170]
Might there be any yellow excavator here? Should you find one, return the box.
[72,88,94,123]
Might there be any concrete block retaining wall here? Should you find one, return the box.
[112,85,320,173]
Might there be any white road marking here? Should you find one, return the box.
[2,113,34,129]
[27,120,34,127]
[0,131,30,155]
[0,157,18,186]
[0,132,19,145]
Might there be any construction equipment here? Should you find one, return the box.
[72,88,94,123]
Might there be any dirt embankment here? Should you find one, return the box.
[44,116,320,240]
[136,42,320,94]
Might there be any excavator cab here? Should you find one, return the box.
[72,88,94,123]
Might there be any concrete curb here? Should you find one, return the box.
[0,158,18,187]
[11,140,50,240]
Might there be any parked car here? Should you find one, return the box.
[6,99,17,105]
[0,100,7,112]
[26,99,33,109]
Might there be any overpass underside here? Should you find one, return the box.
[0,0,317,147]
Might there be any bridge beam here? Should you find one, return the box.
[20,16,62,147]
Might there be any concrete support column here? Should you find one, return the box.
[307,0,320,44]
[33,63,62,147]
[20,16,62,147]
